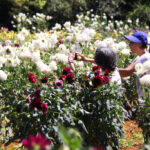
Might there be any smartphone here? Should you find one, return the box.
[74,53,77,60]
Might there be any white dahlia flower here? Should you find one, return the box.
[49,61,57,71]
[121,49,130,56]
[135,63,145,76]
[117,42,127,50]
[143,60,150,72]
[31,51,41,63]
[140,74,150,86]
[0,70,7,81]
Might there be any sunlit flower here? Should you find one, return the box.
[118,41,127,50]
[17,33,25,41]
[31,51,41,63]
[121,48,130,56]
[64,21,71,29]
[49,61,57,71]
[135,63,145,76]
[143,60,150,72]
[0,70,7,81]
[52,23,62,30]
[140,74,150,86]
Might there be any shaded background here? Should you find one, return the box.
[0,0,150,30]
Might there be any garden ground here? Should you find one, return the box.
[0,120,144,150]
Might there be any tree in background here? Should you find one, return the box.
[1,0,150,30]
[43,0,87,27]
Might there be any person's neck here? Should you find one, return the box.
[137,48,147,56]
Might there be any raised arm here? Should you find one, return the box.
[75,52,96,64]
[118,62,136,77]
[68,53,75,71]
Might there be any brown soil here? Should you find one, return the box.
[120,120,144,150]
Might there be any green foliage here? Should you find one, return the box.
[75,82,125,149]
[86,0,126,18]
[127,1,150,26]
[0,61,125,149]
[43,0,87,27]
[59,126,83,150]
[135,86,150,145]
[118,53,138,101]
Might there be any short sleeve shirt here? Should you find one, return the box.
[132,52,150,98]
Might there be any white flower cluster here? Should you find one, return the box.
[94,38,130,56]
[15,13,27,22]
[0,45,20,69]
[17,28,29,42]
[135,60,150,86]
[75,28,96,43]
[33,13,46,22]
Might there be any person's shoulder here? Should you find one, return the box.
[132,56,139,63]
[137,52,150,63]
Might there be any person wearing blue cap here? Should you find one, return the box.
[119,31,150,99]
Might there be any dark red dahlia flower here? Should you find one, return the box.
[92,65,100,72]
[62,67,71,75]
[59,75,66,80]
[104,69,109,76]
[41,103,48,114]
[40,76,48,83]
[66,72,74,83]
[102,76,110,84]
[92,75,103,87]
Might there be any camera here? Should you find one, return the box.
[74,53,78,60]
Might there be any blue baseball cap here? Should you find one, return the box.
[124,31,148,44]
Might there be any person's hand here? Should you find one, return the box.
[68,52,74,63]
[74,52,86,61]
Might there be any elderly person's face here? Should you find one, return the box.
[129,42,142,54]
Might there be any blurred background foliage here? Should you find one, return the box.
[0,0,150,29]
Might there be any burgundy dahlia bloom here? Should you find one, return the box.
[66,72,74,83]
[92,65,100,72]
[28,73,37,83]
[28,73,35,78]
[41,103,48,114]
[22,133,51,150]
[59,75,66,80]
[34,89,41,98]
[104,69,109,76]
[30,97,42,110]
[62,67,71,75]
[30,98,48,114]
[94,69,101,76]
[14,43,19,47]
[92,75,103,87]
[102,76,110,84]
[40,76,48,83]
[59,39,64,44]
